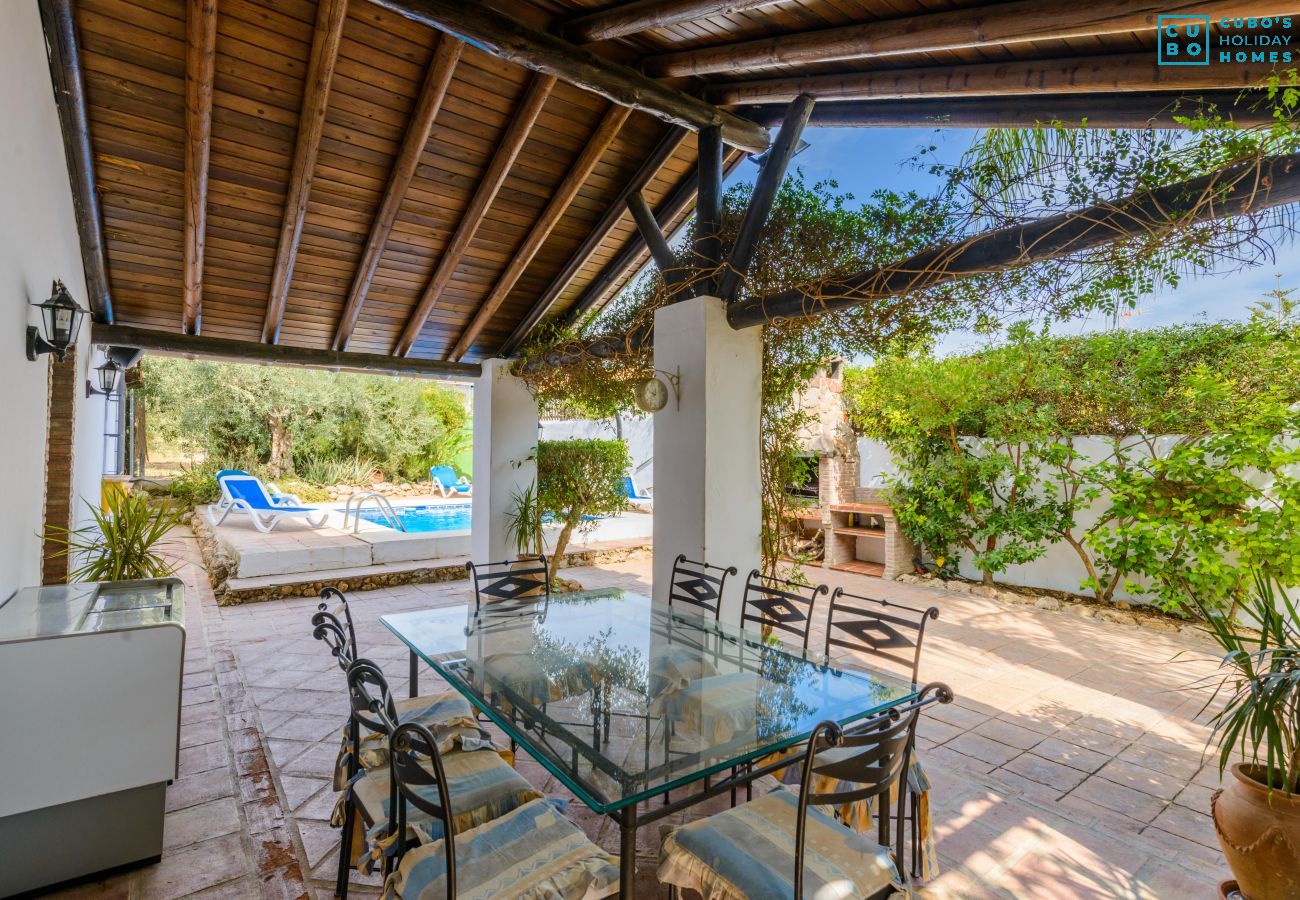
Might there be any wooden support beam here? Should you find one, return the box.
[182,0,217,336]
[734,92,1275,130]
[367,0,769,153]
[93,324,481,379]
[38,0,112,324]
[335,34,462,351]
[644,0,1288,78]
[394,73,557,357]
[717,94,813,301]
[695,125,723,294]
[444,103,631,362]
[262,0,347,344]
[495,125,689,352]
[727,151,1300,328]
[564,0,779,43]
[627,191,677,274]
[704,52,1280,106]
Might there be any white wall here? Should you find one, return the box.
[539,415,655,490]
[1,1,107,600]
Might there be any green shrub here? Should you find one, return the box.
[45,491,185,582]
[536,439,629,582]
[166,462,222,509]
[275,479,332,504]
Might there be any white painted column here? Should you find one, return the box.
[652,295,763,621]
[470,358,539,563]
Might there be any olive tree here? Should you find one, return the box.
[536,439,629,583]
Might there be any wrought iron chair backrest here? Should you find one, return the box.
[313,586,359,671]
[389,720,458,897]
[345,659,399,739]
[793,682,953,897]
[824,587,939,684]
[311,608,355,673]
[740,570,829,651]
[667,554,738,620]
[466,555,551,610]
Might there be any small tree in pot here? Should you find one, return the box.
[536,439,629,587]
[1189,572,1300,900]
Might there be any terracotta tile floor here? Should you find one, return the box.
[51,529,1232,898]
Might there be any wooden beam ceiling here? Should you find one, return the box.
[445,103,633,362]
[563,0,780,43]
[734,92,1275,129]
[394,72,558,357]
[94,324,480,379]
[262,0,348,344]
[706,52,1280,106]
[39,0,111,324]
[334,34,463,352]
[495,125,689,351]
[182,0,217,336]
[643,0,1285,78]
[366,0,770,153]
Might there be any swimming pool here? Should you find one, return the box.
[357,503,471,533]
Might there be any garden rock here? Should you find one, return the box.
[1034,596,1062,611]
[1098,609,1138,626]
[1069,604,1098,619]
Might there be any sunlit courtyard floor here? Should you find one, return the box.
[51,527,1229,899]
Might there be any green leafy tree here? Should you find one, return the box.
[536,439,629,583]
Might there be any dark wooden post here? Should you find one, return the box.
[695,125,724,295]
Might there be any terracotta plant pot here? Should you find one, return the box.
[1211,763,1300,900]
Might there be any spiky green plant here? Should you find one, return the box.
[505,481,544,558]
[1189,571,1300,794]
[45,491,185,582]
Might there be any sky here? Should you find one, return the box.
[719,126,1291,357]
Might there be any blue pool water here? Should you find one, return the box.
[357,503,472,533]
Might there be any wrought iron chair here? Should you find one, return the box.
[740,569,830,652]
[382,720,620,899]
[466,554,551,610]
[332,661,543,899]
[659,683,954,899]
[667,553,737,621]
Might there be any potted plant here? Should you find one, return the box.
[45,490,185,581]
[1190,572,1300,900]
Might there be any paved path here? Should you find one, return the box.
[52,533,1230,898]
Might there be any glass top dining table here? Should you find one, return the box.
[380,586,918,817]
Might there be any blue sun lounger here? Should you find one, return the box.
[619,475,652,509]
[207,474,328,533]
[430,465,472,498]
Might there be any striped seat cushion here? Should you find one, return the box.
[351,747,542,845]
[386,798,620,900]
[658,786,901,900]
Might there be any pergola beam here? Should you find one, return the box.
[445,103,632,362]
[262,0,347,344]
[717,94,813,301]
[644,0,1288,78]
[38,0,112,324]
[627,191,677,274]
[367,0,769,153]
[496,125,689,351]
[182,0,217,335]
[335,34,462,352]
[705,52,1279,106]
[735,92,1276,130]
[695,125,723,294]
[394,73,557,357]
[93,324,481,379]
[727,151,1300,327]
[563,0,780,43]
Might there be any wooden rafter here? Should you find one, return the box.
[644,0,1289,77]
[717,94,813,301]
[735,92,1274,129]
[695,125,723,294]
[367,0,769,153]
[94,324,480,379]
[39,0,112,324]
[394,73,558,357]
[627,191,676,274]
[705,52,1280,106]
[444,104,632,362]
[262,0,348,344]
[563,0,780,43]
[494,125,689,353]
[335,34,462,352]
[182,0,217,336]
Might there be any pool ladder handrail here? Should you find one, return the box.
[342,491,406,534]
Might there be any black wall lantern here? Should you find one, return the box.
[86,358,121,397]
[27,280,87,361]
